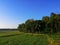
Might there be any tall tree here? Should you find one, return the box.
[25,19,34,33]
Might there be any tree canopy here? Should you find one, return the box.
[18,13,60,34]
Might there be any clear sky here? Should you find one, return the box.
[0,0,60,28]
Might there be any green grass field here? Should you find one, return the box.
[0,31,60,45]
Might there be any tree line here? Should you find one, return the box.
[18,12,60,34]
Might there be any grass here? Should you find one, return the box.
[48,33,60,45]
[0,31,60,45]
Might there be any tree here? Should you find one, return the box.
[49,12,59,33]
[18,23,25,32]
[18,12,60,34]
[34,20,43,33]
[25,19,34,33]
[42,16,50,33]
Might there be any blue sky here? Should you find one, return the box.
[0,0,60,28]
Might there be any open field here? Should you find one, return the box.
[0,31,60,45]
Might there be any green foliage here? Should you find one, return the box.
[18,23,25,32]
[18,13,60,34]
